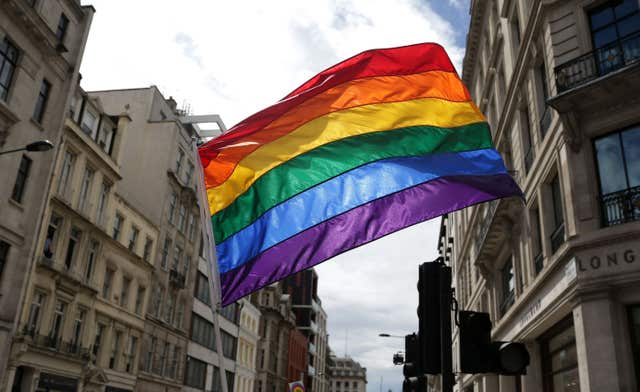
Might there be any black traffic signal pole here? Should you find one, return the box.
[439,264,454,392]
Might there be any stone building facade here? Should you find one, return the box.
[0,0,93,385]
[235,298,261,392]
[444,0,640,391]
[327,355,366,392]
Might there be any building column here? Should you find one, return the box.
[3,365,16,391]
[499,375,516,391]
[573,298,621,392]
[483,374,498,392]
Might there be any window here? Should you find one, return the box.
[143,237,153,262]
[64,227,81,270]
[191,313,216,350]
[195,272,211,305]
[588,0,640,75]
[185,356,207,389]
[0,38,18,101]
[135,286,145,315]
[628,305,640,387]
[151,285,163,317]
[220,302,238,323]
[175,149,184,175]
[128,226,139,252]
[71,308,85,352]
[112,213,123,240]
[120,277,131,308]
[500,259,515,316]
[165,294,174,324]
[169,345,180,379]
[26,291,45,335]
[226,370,235,392]
[183,255,191,277]
[541,317,579,392]
[188,214,197,242]
[57,151,76,197]
[92,323,105,364]
[49,300,66,346]
[178,204,187,232]
[77,167,94,213]
[160,342,170,376]
[145,336,156,372]
[161,237,171,269]
[168,192,177,224]
[175,299,184,329]
[594,126,640,226]
[109,330,122,369]
[102,268,114,299]
[11,155,32,203]
[32,79,51,123]
[80,109,97,137]
[185,162,194,185]
[125,336,138,373]
[96,182,110,226]
[84,239,98,283]
[520,105,534,173]
[531,207,544,275]
[173,245,182,270]
[56,13,69,41]
[550,175,565,253]
[511,11,521,53]
[221,330,237,359]
[98,122,115,154]
[0,240,8,279]
[536,61,551,138]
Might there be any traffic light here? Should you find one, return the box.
[403,333,420,378]
[459,311,530,375]
[418,262,441,374]
[402,376,426,392]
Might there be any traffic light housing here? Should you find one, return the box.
[403,333,420,378]
[418,262,441,374]
[459,311,530,375]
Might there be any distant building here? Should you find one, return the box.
[235,298,261,392]
[442,0,640,391]
[288,328,308,384]
[327,355,367,392]
[282,269,330,392]
[253,283,297,392]
[0,0,94,386]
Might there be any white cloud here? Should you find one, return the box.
[80,2,461,391]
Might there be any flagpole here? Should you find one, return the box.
[192,136,229,392]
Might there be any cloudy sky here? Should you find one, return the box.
[80,1,470,391]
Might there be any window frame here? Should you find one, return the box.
[32,79,51,124]
[11,155,32,203]
[0,37,19,102]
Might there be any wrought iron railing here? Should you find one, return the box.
[550,223,565,254]
[601,186,640,227]
[169,269,186,289]
[555,32,640,93]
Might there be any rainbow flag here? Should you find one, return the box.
[199,43,521,305]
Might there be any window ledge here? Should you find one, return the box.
[30,118,45,132]
[8,198,24,211]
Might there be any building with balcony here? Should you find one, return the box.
[282,269,330,392]
[443,0,640,391]
[6,86,155,391]
[0,0,94,386]
[88,86,215,391]
[253,283,297,392]
[236,299,261,392]
[327,355,366,392]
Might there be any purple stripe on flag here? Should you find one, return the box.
[219,173,521,305]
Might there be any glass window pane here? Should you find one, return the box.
[552,367,580,392]
[622,126,640,187]
[590,6,615,30]
[551,344,578,370]
[593,26,619,48]
[615,0,639,18]
[617,13,640,37]
[548,327,575,353]
[595,134,628,194]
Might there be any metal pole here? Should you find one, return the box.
[439,265,453,392]
[192,137,229,392]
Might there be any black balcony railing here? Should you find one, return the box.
[555,32,640,93]
[550,223,565,254]
[601,186,640,227]
[169,269,186,289]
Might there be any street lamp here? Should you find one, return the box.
[0,140,54,156]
